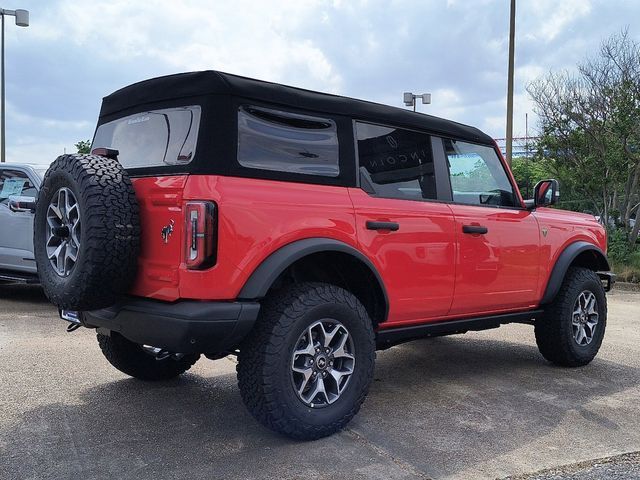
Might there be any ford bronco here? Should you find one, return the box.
[33,71,614,439]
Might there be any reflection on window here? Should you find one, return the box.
[92,106,201,168]
[444,139,515,207]
[356,122,436,201]
[0,170,34,203]
[237,106,339,177]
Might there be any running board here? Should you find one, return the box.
[0,270,40,284]
[376,309,544,350]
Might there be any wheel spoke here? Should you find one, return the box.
[292,365,314,395]
[333,333,354,360]
[303,376,328,405]
[49,204,63,221]
[586,295,597,315]
[318,322,340,348]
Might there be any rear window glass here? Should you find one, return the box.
[92,106,201,168]
[237,106,339,177]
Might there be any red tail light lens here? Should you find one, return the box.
[184,201,217,269]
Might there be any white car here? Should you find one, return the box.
[0,163,47,283]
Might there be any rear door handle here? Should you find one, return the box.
[366,221,399,231]
[462,225,488,235]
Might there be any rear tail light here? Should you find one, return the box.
[184,201,217,269]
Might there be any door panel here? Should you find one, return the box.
[349,188,456,325]
[438,137,542,315]
[449,205,540,315]
[0,169,37,273]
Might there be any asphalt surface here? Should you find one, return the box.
[0,285,639,480]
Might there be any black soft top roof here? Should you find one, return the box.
[100,71,493,145]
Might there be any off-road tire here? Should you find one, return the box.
[34,154,140,310]
[237,282,376,440]
[97,332,200,380]
[535,267,607,367]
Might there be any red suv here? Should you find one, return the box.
[33,71,614,439]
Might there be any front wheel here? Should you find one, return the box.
[535,267,607,367]
[237,282,376,440]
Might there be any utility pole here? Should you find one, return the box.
[505,0,516,166]
[0,8,29,163]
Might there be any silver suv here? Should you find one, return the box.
[0,163,46,283]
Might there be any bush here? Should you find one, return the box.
[608,228,640,283]
[607,229,632,264]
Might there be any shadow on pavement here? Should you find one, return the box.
[2,334,638,479]
[0,283,49,305]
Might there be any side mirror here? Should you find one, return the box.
[531,179,560,208]
[8,195,36,213]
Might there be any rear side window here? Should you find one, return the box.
[444,139,515,207]
[237,106,339,177]
[356,122,437,201]
[0,170,36,203]
[92,106,201,168]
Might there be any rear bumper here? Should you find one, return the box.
[82,298,261,354]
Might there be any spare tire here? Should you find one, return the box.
[34,153,140,310]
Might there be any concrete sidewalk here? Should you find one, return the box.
[0,285,638,479]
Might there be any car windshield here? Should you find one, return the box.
[92,106,201,169]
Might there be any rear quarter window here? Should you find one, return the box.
[92,106,201,169]
[237,106,340,177]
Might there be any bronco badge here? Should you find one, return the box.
[161,219,175,244]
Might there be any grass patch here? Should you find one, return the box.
[611,262,640,283]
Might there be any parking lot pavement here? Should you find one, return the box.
[0,285,639,480]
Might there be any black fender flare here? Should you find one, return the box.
[540,241,610,305]
[237,238,389,320]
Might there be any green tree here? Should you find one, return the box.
[527,28,640,246]
[75,140,91,154]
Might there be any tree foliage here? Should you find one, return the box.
[527,28,640,247]
[75,140,91,155]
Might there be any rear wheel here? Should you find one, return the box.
[535,267,607,367]
[97,332,200,380]
[237,282,375,440]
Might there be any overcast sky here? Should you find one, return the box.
[3,0,639,165]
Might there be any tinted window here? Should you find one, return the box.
[356,122,437,201]
[237,106,339,177]
[93,106,201,168]
[444,139,515,207]
[0,170,36,204]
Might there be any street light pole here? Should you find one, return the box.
[0,7,29,163]
[505,0,516,167]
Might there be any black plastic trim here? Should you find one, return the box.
[376,309,543,349]
[366,221,399,231]
[237,238,389,321]
[82,298,260,354]
[540,241,611,305]
[598,271,616,292]
[462,225,488,234]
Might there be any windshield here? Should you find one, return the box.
[92,106,201,168]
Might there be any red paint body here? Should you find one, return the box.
[129,165,607,329]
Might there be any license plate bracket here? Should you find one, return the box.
[60,309,81,324]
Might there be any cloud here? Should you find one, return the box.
[3,0,640,164]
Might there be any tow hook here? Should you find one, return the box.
[59,309,83,332]
[66,322,82,333]
[141,345,185,361]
